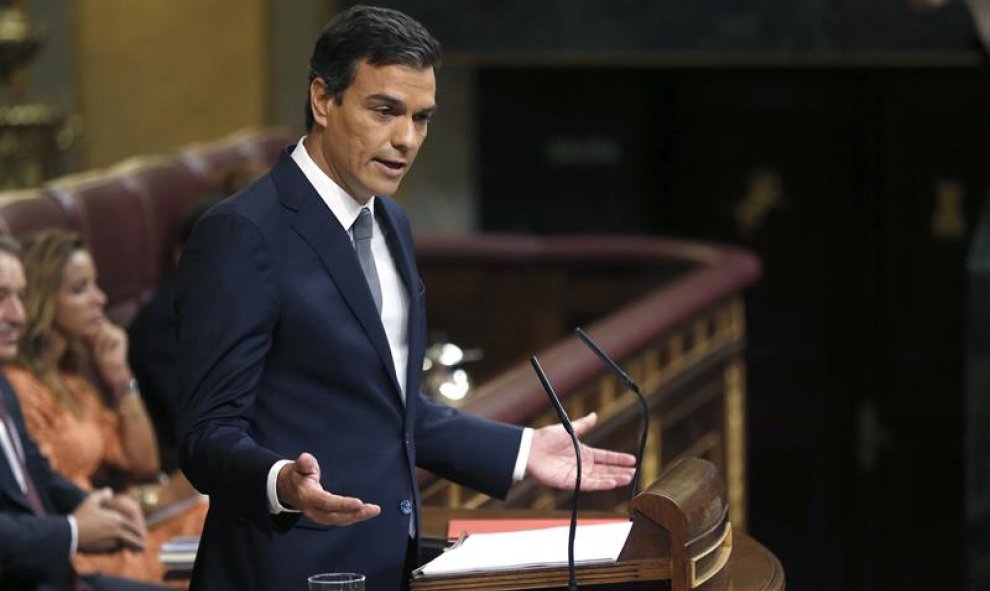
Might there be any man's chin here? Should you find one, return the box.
[370,184,401,198]
[367,173,406,197]
[0,343,18,362]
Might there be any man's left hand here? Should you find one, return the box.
[526,412,636,491]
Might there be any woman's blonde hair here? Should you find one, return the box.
[17,230,87,414]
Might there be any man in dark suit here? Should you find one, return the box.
[174,7,636,591]
[0,237,167,591]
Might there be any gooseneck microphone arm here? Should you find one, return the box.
[574,327,649,501]
[530,355,580,591]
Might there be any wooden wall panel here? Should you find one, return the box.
[73,0,270,168]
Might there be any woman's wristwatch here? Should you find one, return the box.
[113,378,140,403]
[134,483,160,514]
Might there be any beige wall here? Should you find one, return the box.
[74,0,270,168]
[270,0,336,131]
[65,1,476,232]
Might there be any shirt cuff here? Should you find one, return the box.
[66,515,78,557]
[267,459,301,514]
[512,428,533,481]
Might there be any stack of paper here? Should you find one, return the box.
[159,536,198,573]
[416,521,633,577]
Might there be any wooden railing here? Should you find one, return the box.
[415,235,761,530]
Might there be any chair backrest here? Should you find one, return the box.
[0,188,78,236]
[0,126,293,325]
[180,126,292,187]
[46,169,157,323]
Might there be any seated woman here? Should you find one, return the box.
[6,230,207,583]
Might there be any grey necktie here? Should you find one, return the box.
[353,207,383,313]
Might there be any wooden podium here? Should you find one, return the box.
[412,458,784,591]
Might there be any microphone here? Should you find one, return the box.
[574,327,649,501]
[530,355,580,591]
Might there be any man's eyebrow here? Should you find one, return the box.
[364,93,437,115]
[365,93,405,108]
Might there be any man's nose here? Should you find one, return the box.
[391,117,418,152]
[4,297,25,326]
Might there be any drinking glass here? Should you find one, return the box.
[307,573,365,591]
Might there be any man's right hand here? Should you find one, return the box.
[72,488,146,553]
[276,452,381,526]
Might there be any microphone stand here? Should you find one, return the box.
[530,355,580,591]
[574,327,649,501]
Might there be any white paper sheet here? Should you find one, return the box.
[416,521,633,577]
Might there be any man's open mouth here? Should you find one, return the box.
[374,158,405,170]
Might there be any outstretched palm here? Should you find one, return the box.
[526,412,636,491]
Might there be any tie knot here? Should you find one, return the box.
[353,207,374,241]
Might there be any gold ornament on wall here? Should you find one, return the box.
[0,0,71,190]
[735,168,785,238]
[931,179,966,241]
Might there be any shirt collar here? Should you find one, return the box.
[290,137,375,231]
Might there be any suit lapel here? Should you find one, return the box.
[271,150,403,400]
[377,198,425,411]
[0,384,37,513]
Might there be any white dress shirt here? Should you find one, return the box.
[267,139,531,514]
[0,418,27,493]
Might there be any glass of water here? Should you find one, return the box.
[307,573,365,591]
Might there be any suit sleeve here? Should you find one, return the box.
[0,513,75,584]
[413,395,523,499]
[174,212,285,528]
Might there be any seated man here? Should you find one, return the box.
[0,236,167,591]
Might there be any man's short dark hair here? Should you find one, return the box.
[304,5,441,130]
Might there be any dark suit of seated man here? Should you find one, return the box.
[0,237,168,591]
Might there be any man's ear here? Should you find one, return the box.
[310,78,335,129]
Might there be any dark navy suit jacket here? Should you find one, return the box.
[0,372,87,590]
[175,149,523,591]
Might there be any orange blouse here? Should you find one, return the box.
[6,366,130,491]
[5,365,206,585]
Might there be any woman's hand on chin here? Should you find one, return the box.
[88,321,133,394]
